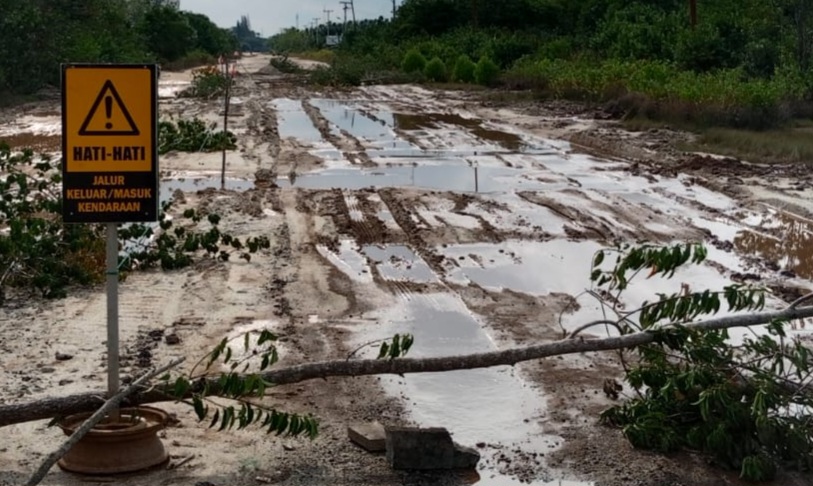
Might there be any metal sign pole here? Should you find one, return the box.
[106,222,120,422]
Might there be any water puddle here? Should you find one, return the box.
[361,244,438,283]
[393,113,527,152]
[277,165,554,193]
[353,293,564,483]
[439,240,776,344]
[312,98,395,140]
[316,240,373,284]
[273,98,323,143]
[160,177,255,204]
[310,99,423,157]
[734,210,813,279]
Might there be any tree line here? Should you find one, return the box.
[268,0,813,129]
[0,0,267,96]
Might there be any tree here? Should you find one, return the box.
[183,12,236,56]
[141,4,197,62]
[232,15,266,52]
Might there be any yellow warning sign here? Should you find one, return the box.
[63,66,155,173]
[62,64,158,224]
[79,80,140,136]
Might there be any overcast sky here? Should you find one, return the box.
[180,0,395,36]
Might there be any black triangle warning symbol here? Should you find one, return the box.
[78,80,140,136]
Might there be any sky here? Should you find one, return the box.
[180,0,395,37]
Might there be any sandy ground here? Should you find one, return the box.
[2,54,813,486]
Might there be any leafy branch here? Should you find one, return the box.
[0,143,268,304]
[158,328,414,438]
[591,242,813,481]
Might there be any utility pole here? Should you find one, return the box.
[350,0,356,24]
[296,13,299,29]
[392,0,397,18]
[312,18,320,45]
[340,1,351,36]
[324,8,333,37]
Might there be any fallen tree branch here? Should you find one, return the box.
[24,358,185,486]
[2,305,813,428]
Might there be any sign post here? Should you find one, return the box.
[61,64,158,420]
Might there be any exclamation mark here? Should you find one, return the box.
[104,96,113,130]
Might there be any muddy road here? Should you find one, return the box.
[1,54,813,486]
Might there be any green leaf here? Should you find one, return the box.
[192,396,206,420]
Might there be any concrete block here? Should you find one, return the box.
[385,426,480,470]
[348,421,387,452]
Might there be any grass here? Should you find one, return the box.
[291,49,337,64]
[162,50,218,72]
[686,126,813,164]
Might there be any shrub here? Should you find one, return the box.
[179,65,231,99]
[401,48,427,74]
[270,55,302,74]
[474,56,500,86]
[162,50,217,71]
[424,57,447,82]
[158,118,237,154]
[452,54,476,83]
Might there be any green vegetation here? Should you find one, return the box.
[0,142,256,304]
[402,48,427,74]
[158,117,237,155]
[268,0,813,130]
[474,56,500,87]
[452,54,476,83]
[269,55,303,74]
[179,66,233,99]
[688,125,813,164]
[0,1,258,96]
[424,57,447,82]
[590,243,813,480]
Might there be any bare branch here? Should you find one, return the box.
[2,305,813,428]
[24,358,185,486]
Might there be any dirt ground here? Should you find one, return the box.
[2,54,813,486]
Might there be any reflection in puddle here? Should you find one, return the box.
[394,112,526,152]
[273,98,323,143]
[361,244,438,283]
[311,98,393,140]
[735,211,813,278]
[277,165,554,193]
[160,177,255,204]
[316,240,373,284]
[311,99,424,157]
[356,293,562,481]
[439,240,768,345]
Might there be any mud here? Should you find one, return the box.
[1,54,813,486]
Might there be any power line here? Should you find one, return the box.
[323,8,333,37]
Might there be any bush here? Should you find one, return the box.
[158,118,237,154]
[179,66,231,99]
[162,50,217,71]
[424,57,447,82]
[402,48,427,74]
[295,49,337,64]
[270,55,302,74]
[474,56,500,86]
[452,54,476,83]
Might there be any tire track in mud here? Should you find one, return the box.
[378,188,447,276]
[259,100,281,160]
[301,99,375,167]
[267,218,293,320]
[118,272,192,370]
[517,191,609,241]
